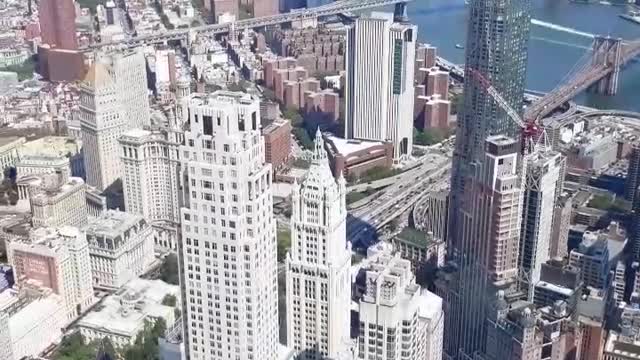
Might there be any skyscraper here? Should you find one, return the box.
[80,62,123,191]
[179,92,279,360]
[625,143,640,202]
[345,13,416,160]
[285,130,352,359]
[39,0,77,50]
[448,135,525,357]
[519,149,564,298]
[38,0,85,81]
[450,0,531,248]
[119,128,181,251]
[80,50,150,191]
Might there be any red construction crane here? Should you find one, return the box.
[466,68,544,152]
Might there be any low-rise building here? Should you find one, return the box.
[17,136,84,178]
[84,210,154,289]
[76,278,180,348]
[7,226,95,324]
[0,136,25,172]
[569,231,610,290]
[323,134,393,179]
[263,119,291,172]
[0,285,66,360]
[392,227,445,282]
[28,173,88,229]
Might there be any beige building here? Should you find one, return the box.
[0,136,25,172]
[28,173,88,229]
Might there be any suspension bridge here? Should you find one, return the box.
[83,0,640,124]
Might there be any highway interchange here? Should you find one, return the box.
[345,144,453,248]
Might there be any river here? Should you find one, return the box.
[404,0,640,111]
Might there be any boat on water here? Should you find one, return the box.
[455,43,464,49]
[620,9,640,25]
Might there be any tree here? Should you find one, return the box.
[96,337,117,360]
[451,93,464,115]
[162,294,177,307]
[277,229,291,262]
[283,107,304,127]
[413,128,446,146]
[292,127,314,149]
[53,333,97,360]
[160,253,179,285]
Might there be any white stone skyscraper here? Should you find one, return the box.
[345,13,416,160]
[80,50,150,191]
[519,149,564,298]
[119,128,181,251]
[286,130,352,360]
[179,91,279,360]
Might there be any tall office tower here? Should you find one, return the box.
[112,50,151,129]
[357,251,444,360]
[519,150,564,298]
[81,50,150,191]
[450,0,531,250]
[38,0,84,81]
[119,128,181,251]
[632,193,640,260]
[626,143,640,202]
[80,62,123,191]
[179,92,279,360]
[285,131,352,359]
[345,13,416,160]
[448,135,525,358]
[7,226,94,324]
[39,0,77,49]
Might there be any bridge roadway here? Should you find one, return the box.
[84,0,412,50]
[346,158,451,247]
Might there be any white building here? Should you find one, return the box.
[77,278,180,348]
[179,91,279,360]
[345,13,416,160]
[285,130,352,359]
[357,252,444,360]
[119,128,181,251]
[28,173,88,229]
[569,231,610,290]
[0,286,66,360]
[7,226,95,324]
[84,210,155,289]
[80,50,150,191]
[519,149,564,298]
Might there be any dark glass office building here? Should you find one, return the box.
[445,0,532,358]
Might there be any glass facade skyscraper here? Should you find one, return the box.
[446,0,532,358]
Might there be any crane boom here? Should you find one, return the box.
[466,68,525,128]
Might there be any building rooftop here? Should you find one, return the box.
[76,278,179,337]
[84,210,145,239]
[394,227,435,248]
[19,136,81,158]
[324,134,386,157]
[606,332,640,359]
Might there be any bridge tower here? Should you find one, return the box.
[590,36,623,95]
[393,2,408,22]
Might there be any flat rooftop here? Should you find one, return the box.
[324,134,385,157]
[84,210,144,238]
[394,227,435,248]
[19,136,81,158]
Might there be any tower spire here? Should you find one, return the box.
[313,127,327,161]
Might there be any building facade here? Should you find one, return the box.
[285,130,352,359]
[120,128,181,251]
[345,13,416,160]
[625,143,640,202]
[7,226,94,324]
[29,174,88,229]
[357,252,444,360]
[569,231,610,290]
[519,150,564,298]
[263,119,291,172]
[446,135,525,357]
[85,210,154,289]
[179,92,279,360]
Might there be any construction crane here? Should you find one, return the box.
[466,68,546,152]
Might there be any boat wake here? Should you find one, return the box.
[531,19,595,39]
